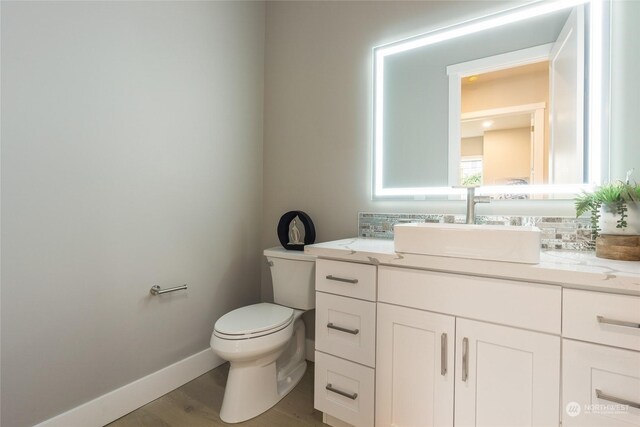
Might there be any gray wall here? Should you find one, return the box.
[1,2,265,426]
[261,0,552,301]
[262,0,640,299]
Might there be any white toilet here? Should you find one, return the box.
[210,247,315,423]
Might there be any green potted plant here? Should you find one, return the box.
[575,175,640,239]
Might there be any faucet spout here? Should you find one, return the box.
[458,186,490,224]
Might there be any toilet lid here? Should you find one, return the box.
[214,303,294,337]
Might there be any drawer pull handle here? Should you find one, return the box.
[597,315,640,329]
[596,389,640,409]
[441,333,448,376]
[327,323,360,335]
[462,337,469,382]
[326,275,359,284]
[326,383,358,400]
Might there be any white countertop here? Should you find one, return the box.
[305,238,640,296]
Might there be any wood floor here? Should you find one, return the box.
[108,362,325,427]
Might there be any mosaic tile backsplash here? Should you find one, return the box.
[359,212,594,251]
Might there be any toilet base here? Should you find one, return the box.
[219,318,307,423]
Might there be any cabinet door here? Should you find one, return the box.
[455,319,560,427]
[563,339,640,427]
[376,303,455,427]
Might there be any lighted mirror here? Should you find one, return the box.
[373,0,610,199]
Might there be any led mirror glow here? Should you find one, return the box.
[373,0,609,199]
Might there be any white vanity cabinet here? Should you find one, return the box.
[314,259,377,427]
[307,239,640,427]
[562,289,640,427]
[375,266,561,427]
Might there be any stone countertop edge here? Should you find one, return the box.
[305,238,640,296]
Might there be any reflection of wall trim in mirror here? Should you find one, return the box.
[372,0,611,200]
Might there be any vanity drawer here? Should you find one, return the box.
[563,339,640,427]
[563,289,640,351]
[314,351,375,427]
[378,266,561,334]
[316,292,376,367]
[316,259,377,301]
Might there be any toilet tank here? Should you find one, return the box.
[264,247,316,310]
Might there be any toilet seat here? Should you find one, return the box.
[214,303,294,340]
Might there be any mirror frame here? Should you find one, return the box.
[372,0,611,200]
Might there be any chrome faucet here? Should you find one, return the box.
[459,186,490,224]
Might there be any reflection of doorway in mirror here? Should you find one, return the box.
[460,61,549,187]
[460,106,546,191]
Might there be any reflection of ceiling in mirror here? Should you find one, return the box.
[461,61,550,114]
[462,61,549,86]
[461,61,549,138]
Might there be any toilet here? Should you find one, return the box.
[210,247,315,423]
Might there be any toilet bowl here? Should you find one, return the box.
[210,248,315,423]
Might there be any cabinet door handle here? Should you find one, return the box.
[596,389,640,409]
[597,315,640,329]
[326,383,358,400]
[441,333,448,376]
[326,275,358,284]
[462,337,469,382]
[327,323,360,335]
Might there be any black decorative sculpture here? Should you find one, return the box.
[277,211,316,251]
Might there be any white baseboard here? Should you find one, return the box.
[35,348,224,427]
[306,338,315,362]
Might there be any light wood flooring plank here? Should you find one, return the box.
[108,362,324,427]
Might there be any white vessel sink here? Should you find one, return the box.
[394,223,541,264]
